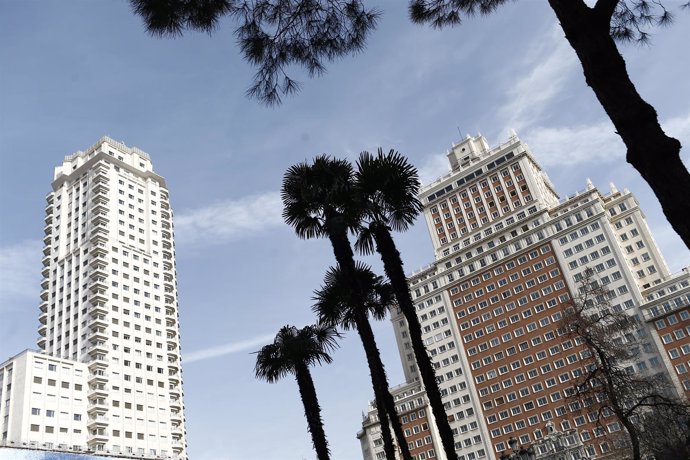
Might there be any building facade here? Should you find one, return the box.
[358,134,688,460]
[1,137,186,459]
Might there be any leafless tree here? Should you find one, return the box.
[559,268,690,460]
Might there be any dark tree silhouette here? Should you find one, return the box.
[254,324,339,460]
[354,149,456,460]
[281,156,410,460]
[559,269,690,460]
[129,0,690,250]
[313,263,414,460]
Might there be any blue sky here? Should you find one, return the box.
[1,1,689,459]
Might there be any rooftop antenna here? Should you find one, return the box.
[456,124,462,138]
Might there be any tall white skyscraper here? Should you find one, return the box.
[4,136,187,458]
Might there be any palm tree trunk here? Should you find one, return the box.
[373,224,457,460]
[548,0,690,250]
[295,363,331,460]
[324,212,412,460]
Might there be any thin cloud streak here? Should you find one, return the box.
[499,25,577,133]
[184,333,276,364]
[0,240,42,312]
[174,192,283,246]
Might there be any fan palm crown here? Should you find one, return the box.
[355,148,423,254]
[282,155,362,240]
[312,262,394,329]
[254,324,339,383]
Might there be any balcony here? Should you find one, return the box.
[41,265,50,277]
[88,372,109,382]
[90,224,109,239]
[92,172,109,184]
[44,213,52,225]
[42,233,51,246]
[169,386,181,398]
[170,411,182,423]
[90,264,107,278]
[37,337,47,349]
[40,289,49,301]
[90,233,108,246]
[161,229,171,240]
[92,183,109,195]
[88,385,109,398]
[90,303,108,316]
[163,260,173,271]
[89,327,108,342]
[41,278,50,289]
[87,415,109,427]
[160,210,171,221]
[39,312,48,325]
[169,399,182,410]
[91,202,108,215]
[87,341,108,355]
[86,430,109,443]
[90,278,107,292]
[89,315,108,329]
[46,193,54,204]
[43,224,52,235]
[42,255,51,267]
[38,324,47,336]
[89,254,108,268]
[91,191,109,205]
[87,399,109,412]
[42,245,51,256]
[39,300,49,312]
[91,213,109,226]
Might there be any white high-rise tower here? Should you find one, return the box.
[33,136,186,458]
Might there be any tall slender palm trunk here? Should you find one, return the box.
[295,363,331,460]
[325,213,412,460]
[372,224,458,460]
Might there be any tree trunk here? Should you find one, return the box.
[295,363,331,460]
[373,224,458,460]
[547,0,690,250]
[594,346,642,460]
[325,212,410,460]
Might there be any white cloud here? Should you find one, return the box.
[184,333,276,364]
[499,26,578,132]
[418,152,451,186]
[523,120,623,166]
[174,192,283,246]
[0,240,42,312]
[523,111,690,167]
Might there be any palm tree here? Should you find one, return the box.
[282,156,410,460]
[254,324,339,460]
[313,263,411,460]
[355,149,457,460]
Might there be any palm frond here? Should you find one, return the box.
[355,148,423,233]
[354,223,377,256]
[254,324,339,383]
[313,262,394,329]
[281,156,362,239]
